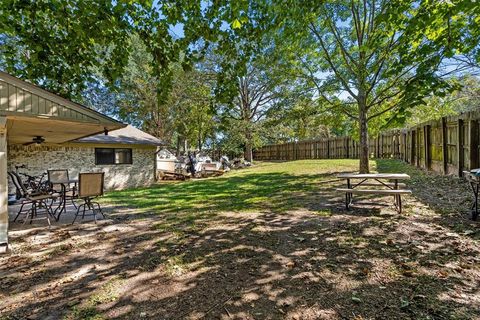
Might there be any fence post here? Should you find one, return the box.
[381,134,384,158]
[413,128,420,167]
[346,137,350,159]
[410,130,416,165]
[424,125,431,170]
[394,133,398,159]
[442,117,448,174]
[457,119,464,176]
[470,119,479,170]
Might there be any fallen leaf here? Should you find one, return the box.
[438,270,449,278]
[402,270,415,277]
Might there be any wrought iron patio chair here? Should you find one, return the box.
[11,171,42,197]
[8,172,58,226]
[71,172,105,224]
[48,169,77,210]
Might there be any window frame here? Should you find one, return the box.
[95,148,133,165]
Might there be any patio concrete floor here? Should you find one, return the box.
[7,201,111,238]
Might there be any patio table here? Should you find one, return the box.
[54,179,78,221]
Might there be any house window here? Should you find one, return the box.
[95,148,132,165]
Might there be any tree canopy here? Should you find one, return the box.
[1,0,479,167]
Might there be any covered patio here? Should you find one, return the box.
[0,71,125,252]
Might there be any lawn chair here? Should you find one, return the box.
[8,171,58,227]
[48,169,77,209]
[71,172,105,224]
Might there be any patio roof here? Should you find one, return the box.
[0,71,126,144]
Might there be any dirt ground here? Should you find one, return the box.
[0,160,479,320]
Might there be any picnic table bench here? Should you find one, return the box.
[336,173,412,213]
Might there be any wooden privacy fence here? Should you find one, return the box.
[253,111,480,176]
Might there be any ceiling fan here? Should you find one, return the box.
[23,136,45,146]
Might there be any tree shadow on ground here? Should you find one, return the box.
[375,159,479,239]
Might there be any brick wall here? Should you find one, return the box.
[7,144,157,191]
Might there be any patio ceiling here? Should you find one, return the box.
[6,116,124,145]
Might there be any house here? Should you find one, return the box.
[0,70,161,251]
[8,124,163,191]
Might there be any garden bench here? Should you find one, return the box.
[336,173,411,213]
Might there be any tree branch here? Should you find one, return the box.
[308,22,358,100]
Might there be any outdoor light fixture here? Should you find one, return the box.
[24,136,45,146]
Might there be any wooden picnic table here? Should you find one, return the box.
[336,173,411,213]
[337,173,410,180]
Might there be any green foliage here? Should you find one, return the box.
[1,0,479,156]
[406,75,480,126]
[212,29,301,158]
[216,118,251,156]
[279,0,455,119]
[169,65,217,151]
[83,34,216,149]
[0,0,139,99]
[399,0,480,64]
[263,97,336,143]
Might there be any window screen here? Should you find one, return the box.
[95,148,115,165]
[115,149,132,164]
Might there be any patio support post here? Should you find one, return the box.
[0,117,7,253]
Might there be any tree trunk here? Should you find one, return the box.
[245,131,253,163]
[197,120,203,151]
[358,105,369,173]
[197,130,202,151]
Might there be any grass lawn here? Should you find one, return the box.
[1,159,479,319]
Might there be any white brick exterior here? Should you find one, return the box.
[7,143,157,191]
